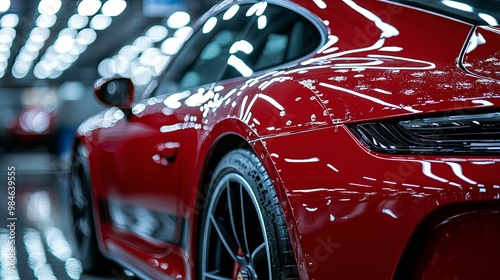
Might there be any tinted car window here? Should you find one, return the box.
[154,4,254,94]
[154,2,321,96]
[223,3,322,79]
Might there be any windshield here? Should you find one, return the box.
[394,0,500,25]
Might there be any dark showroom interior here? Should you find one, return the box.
[1,0,215,279]
[1,0,500,279]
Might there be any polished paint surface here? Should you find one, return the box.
[73,0,500,279]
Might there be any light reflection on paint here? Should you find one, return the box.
[326,163,338,172]
[343,0,399,38]
[257,15,267,30]
[223,5,240,20]
[442,0,473,12]
[132,103,146,115]
[379,46,403,52]
[202,17,217,34]
[163,91,191,109]
[420,161,449,183]
[284,157,320,163]
[349,182,372,188]
[227,55,253,77]
[382,208,398,219]
[471,99,493,107]
[319,82,422,113]
[246,2,267,17]
[239,93,284,123]
[445,162,477,185]
[229,40,254,54]
[465,32,486,53]
[313,0,327,9]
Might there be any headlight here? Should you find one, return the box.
[349,112,500,155]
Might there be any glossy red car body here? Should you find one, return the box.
[73,0,500,279]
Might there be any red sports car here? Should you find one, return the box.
[69,0,500,279]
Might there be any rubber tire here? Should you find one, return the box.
[69,145,110,273]
[198,149,299,279]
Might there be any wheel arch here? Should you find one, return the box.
[70,135,112,257]
[190,128,305,278]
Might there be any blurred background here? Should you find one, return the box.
[0,1,215,279]
[1,0,218,162]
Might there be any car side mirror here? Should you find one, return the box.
[94,77,134,112]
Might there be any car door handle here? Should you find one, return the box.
[152,142,180,166]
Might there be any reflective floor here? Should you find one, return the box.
[0,151,132,280]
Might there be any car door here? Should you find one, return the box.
[97,2,258,251]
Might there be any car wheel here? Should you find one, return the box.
[69,145,109,273]
[199,149,298,279]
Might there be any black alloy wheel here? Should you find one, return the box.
[199,149,299,280]
[69,145,109,273]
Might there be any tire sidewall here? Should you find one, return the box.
[198,149,285,279]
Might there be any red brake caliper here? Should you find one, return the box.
[232,248,244,279]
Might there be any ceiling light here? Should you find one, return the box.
[59,28,78,38]
[68,14,89,29]
[49,70,63,79]
[102,0,127,16]
[98,58,113,77]
[140,47,161,66]
[12,60,32,78]
[34,63,50,79]
[0,28,15,44]
[1,14,19,28]
[54,36,75,53]
[0,0,10,13]
[78,0,102,16]
[61,52,79,64]
[133,36,153,52]
[77,28,97,45]
[441,0,473,12]
[0,50,9,62]
[153,55,169,75]
[45,46,58,55]
[18,48,39,61]
[110,55,130,75]
[146,25,168,42]
[29,27,51,43]
[38,0,62,16]
[90,14,112,30]
[36,15,57,28]
[173,26,192,41]
[25,39,45,52]
[131,66,152,86]
[167,11,190,29]
[478,12,498,25]
[161,37,182,55]
[118,45,139,60]
[55,60,71,71]
[69,43,87,55]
